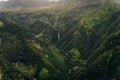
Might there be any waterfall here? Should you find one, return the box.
[57,32,60,40]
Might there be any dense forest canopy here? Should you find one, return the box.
[0,0,120,80]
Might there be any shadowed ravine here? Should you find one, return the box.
[0,0,120,80]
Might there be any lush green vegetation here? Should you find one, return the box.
[0,1,120,80]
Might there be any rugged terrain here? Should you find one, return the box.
[0,0,120,80]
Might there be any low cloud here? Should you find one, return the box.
[0,0,9,1]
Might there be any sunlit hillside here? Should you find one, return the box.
[0,0,120,80]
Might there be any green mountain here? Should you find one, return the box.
[0,0,120,80]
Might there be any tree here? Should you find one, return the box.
[0,21,3,28]
[39,68,49,79]
[0,21,3,46]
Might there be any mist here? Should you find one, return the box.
[0,0,62,8]
[0,0,112,11]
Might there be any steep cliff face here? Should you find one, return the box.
[0,0,120,80]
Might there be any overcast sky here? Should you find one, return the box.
[0,0,62,2]
[0,0,65,10]
[0,0,9,1]
[0,0,111,11]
